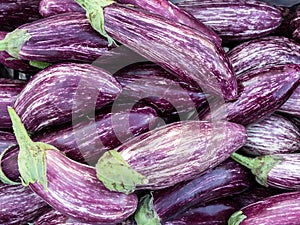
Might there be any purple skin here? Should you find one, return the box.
[277,85,300,117]
[0,131,16,154]
[0,0,41,31]
[39,0,85,17]
[0,78,26,129]
[103,4,238,101]
[202,64,300,126]
[1,104,158,182]
[115,120,247,190]
[292,10,300,41]
[13,63,122,133]
[242,113,300,156]
[152,159,252,222]
[176,0,282,43]
[0,183,51,225]
[29,150,138,224]
[228,191,300,225]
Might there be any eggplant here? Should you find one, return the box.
[134,159,251,223]
[0,13,117,63]
[231,152,300,190]
[176,0,282,42]
[228,191,300,225]
[242,113,300,155]
[0,183,51,225]
[0,78,26,129]
[8,107,138,224]
[39,0,85,17]
[277,85,300,117]
[95,120,247,194]
[0,0,41,31]
[0,131,16,154]
[292,9,300,41]
[202,64,300,126]
[74,2,238,101]
[13,63,122,133]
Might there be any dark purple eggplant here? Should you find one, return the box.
[8,107,138,224]
[0,0,41,31]
[0,183,51,225]
[228,191,300,225]
[39,0,85,17]
[134,159,251,223]
[0,131,16,154]
[95,120,247,194]
[0,78,26,129]
[176,0,282,42]
[74,2,238,101]
[202,64,300,126]
[231,152,300,190]
[242,113,300,155]
[13,63,122,133]
[0,13,117,63]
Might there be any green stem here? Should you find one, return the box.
[228,211,247,225]
[230,152,256,170]
[29,61,52,69]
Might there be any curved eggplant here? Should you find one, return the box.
[0,131,16,154]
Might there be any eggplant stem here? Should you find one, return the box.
[231,152,256,169]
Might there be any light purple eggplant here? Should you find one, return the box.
[277,85,300,117]
[242,113,300,155]
[39,0,85,17]
[13,63,122,133]
[228,191,300,225]
[0,131,16,154]
[292,8,300,41]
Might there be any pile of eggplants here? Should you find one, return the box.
[0,0,300,224]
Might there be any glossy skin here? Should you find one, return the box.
[39,0,85,17]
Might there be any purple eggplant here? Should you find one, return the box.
[176,0,282,42]
[0,183,51,225]
[228,191,300,225]
[242,113,300,155]
[202,64,300,126]
[13,63,122,133]
[0,131,16,154]
[8,107,138,224]
[95,120,247,194]
[231,152,300,190]
[134,159,251,223]
[292,9,300,41]
[74,2,238,101]
[0,78,26,129]
[277,85,300,117]
[39,0,85,17]
[0,0,41,31]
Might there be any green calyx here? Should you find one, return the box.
[29,61,52,69]
[228,211,247,225]
[231,152,283,187]
[74,0,116,46]
[96,150,149,194]
[8,107,59,190]
[0,29,30,59]
[134,193,161,225]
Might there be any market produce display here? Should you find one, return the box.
[0,0,300,225]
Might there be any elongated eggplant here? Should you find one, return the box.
[74,2,238,101]
[242,114,300,155]
[0,78,26,129]
[0,131,16,154]
[0,183,51,225]
[277,85,300,117]
[95,120,247,194]
[8,107,138,224]
[39,0,85,17]
[0,13,117,63]
[134,159,251,223]
[231,152,300,190]
[0,0,41,31]
[228,191,300,225]
[202,64,300,126]
[176,0,282,42]
[14,63,122,133]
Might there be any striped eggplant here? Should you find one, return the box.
[13,63,122,133]
[74,2,238,101]
[0,183,51,225]
[242,114,300,155]
[134,159,251,223]
[114,62,208,116]
[0,78,26,129]
[231,152,300,190]
[8,107,138,224]
[176,0,282,42]
[277,84,300,117]
[95,120,247,194]
[292,9,300,41]
[0,131,16,154]
[288,115,300,128]
[0,12,117,63]
[164,198,240,225]
[228,191,300,225]
[0,0,41,31]
[39,0,85,17]
[227,36,300,77]
[202,64,300,126]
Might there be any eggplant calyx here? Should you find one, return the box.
[8,107,59,191]
[96,150,149,194]
[29,61,52,69]
[228,210,247,225]
[134,192,161,225]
